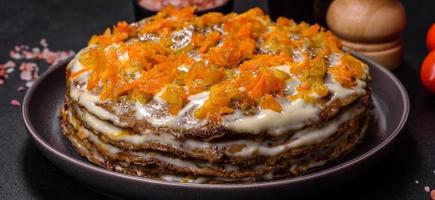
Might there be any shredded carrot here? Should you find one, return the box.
[302,24,320,37]
[198,31,220,53]
[161,84,187,115]
[327,32,341,52]
[328,54,366,87]
[182,61,226,94]
[75,6,367,120]
[276,17,294,26]
[244,70,285,99]
[194,81,238,119]
[239,54,292,71]
[260,94,282,112]
[195,12,225,27]
[69,68,91,80]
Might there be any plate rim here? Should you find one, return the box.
[22,52,410,190]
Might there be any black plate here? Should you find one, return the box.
[22,53,409,200]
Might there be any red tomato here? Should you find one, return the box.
[427,23,435,51]
[421,50,435,94]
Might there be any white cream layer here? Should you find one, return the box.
[67,49,367,135]
[69,101,363,158]
[65,106,366,178]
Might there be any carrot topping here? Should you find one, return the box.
[69,68,91,80]
[75,6,367,121]
[302,24,320,37]
[328,54,366,87]
[198,31,220,53]
[239,54,292,71]
[161,84,187,115]
[194,82,238,120]
[260,94,282,112]
[182,61,226,94]
[244,70,285,99]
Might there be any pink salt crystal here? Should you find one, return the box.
[4,60,16,68]
[25,81,34,88]
[17,86,25,91]
[50,50,75,67]
[20,71,32,81]
[5,68,14,73]
[41,48,58,64]
[9,50,22,59]
[32,47,41,53]
[1,39,74,88]
[0,60,17,85]
[10,99,21,107]
[19,62,38,81]
[0,69,4,78]
[22,50,38,59]
[0,61,16,79]
[14,45,28,52]
[40,38,48,48]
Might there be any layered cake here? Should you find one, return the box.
[61,6,372,183]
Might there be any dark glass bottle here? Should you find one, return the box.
[133,0,234,20]
[268,0,331,27]
[268,0,313,23]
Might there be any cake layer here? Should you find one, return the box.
[64,93,369,162]
[61,98,369,179]
[61,7,373,183]
[61,105,369,182]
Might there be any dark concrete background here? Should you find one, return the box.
[0,0,434,199]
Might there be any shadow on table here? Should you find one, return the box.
[311,61,422,200]
[309,128,418,200]
[20,139,109,200]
